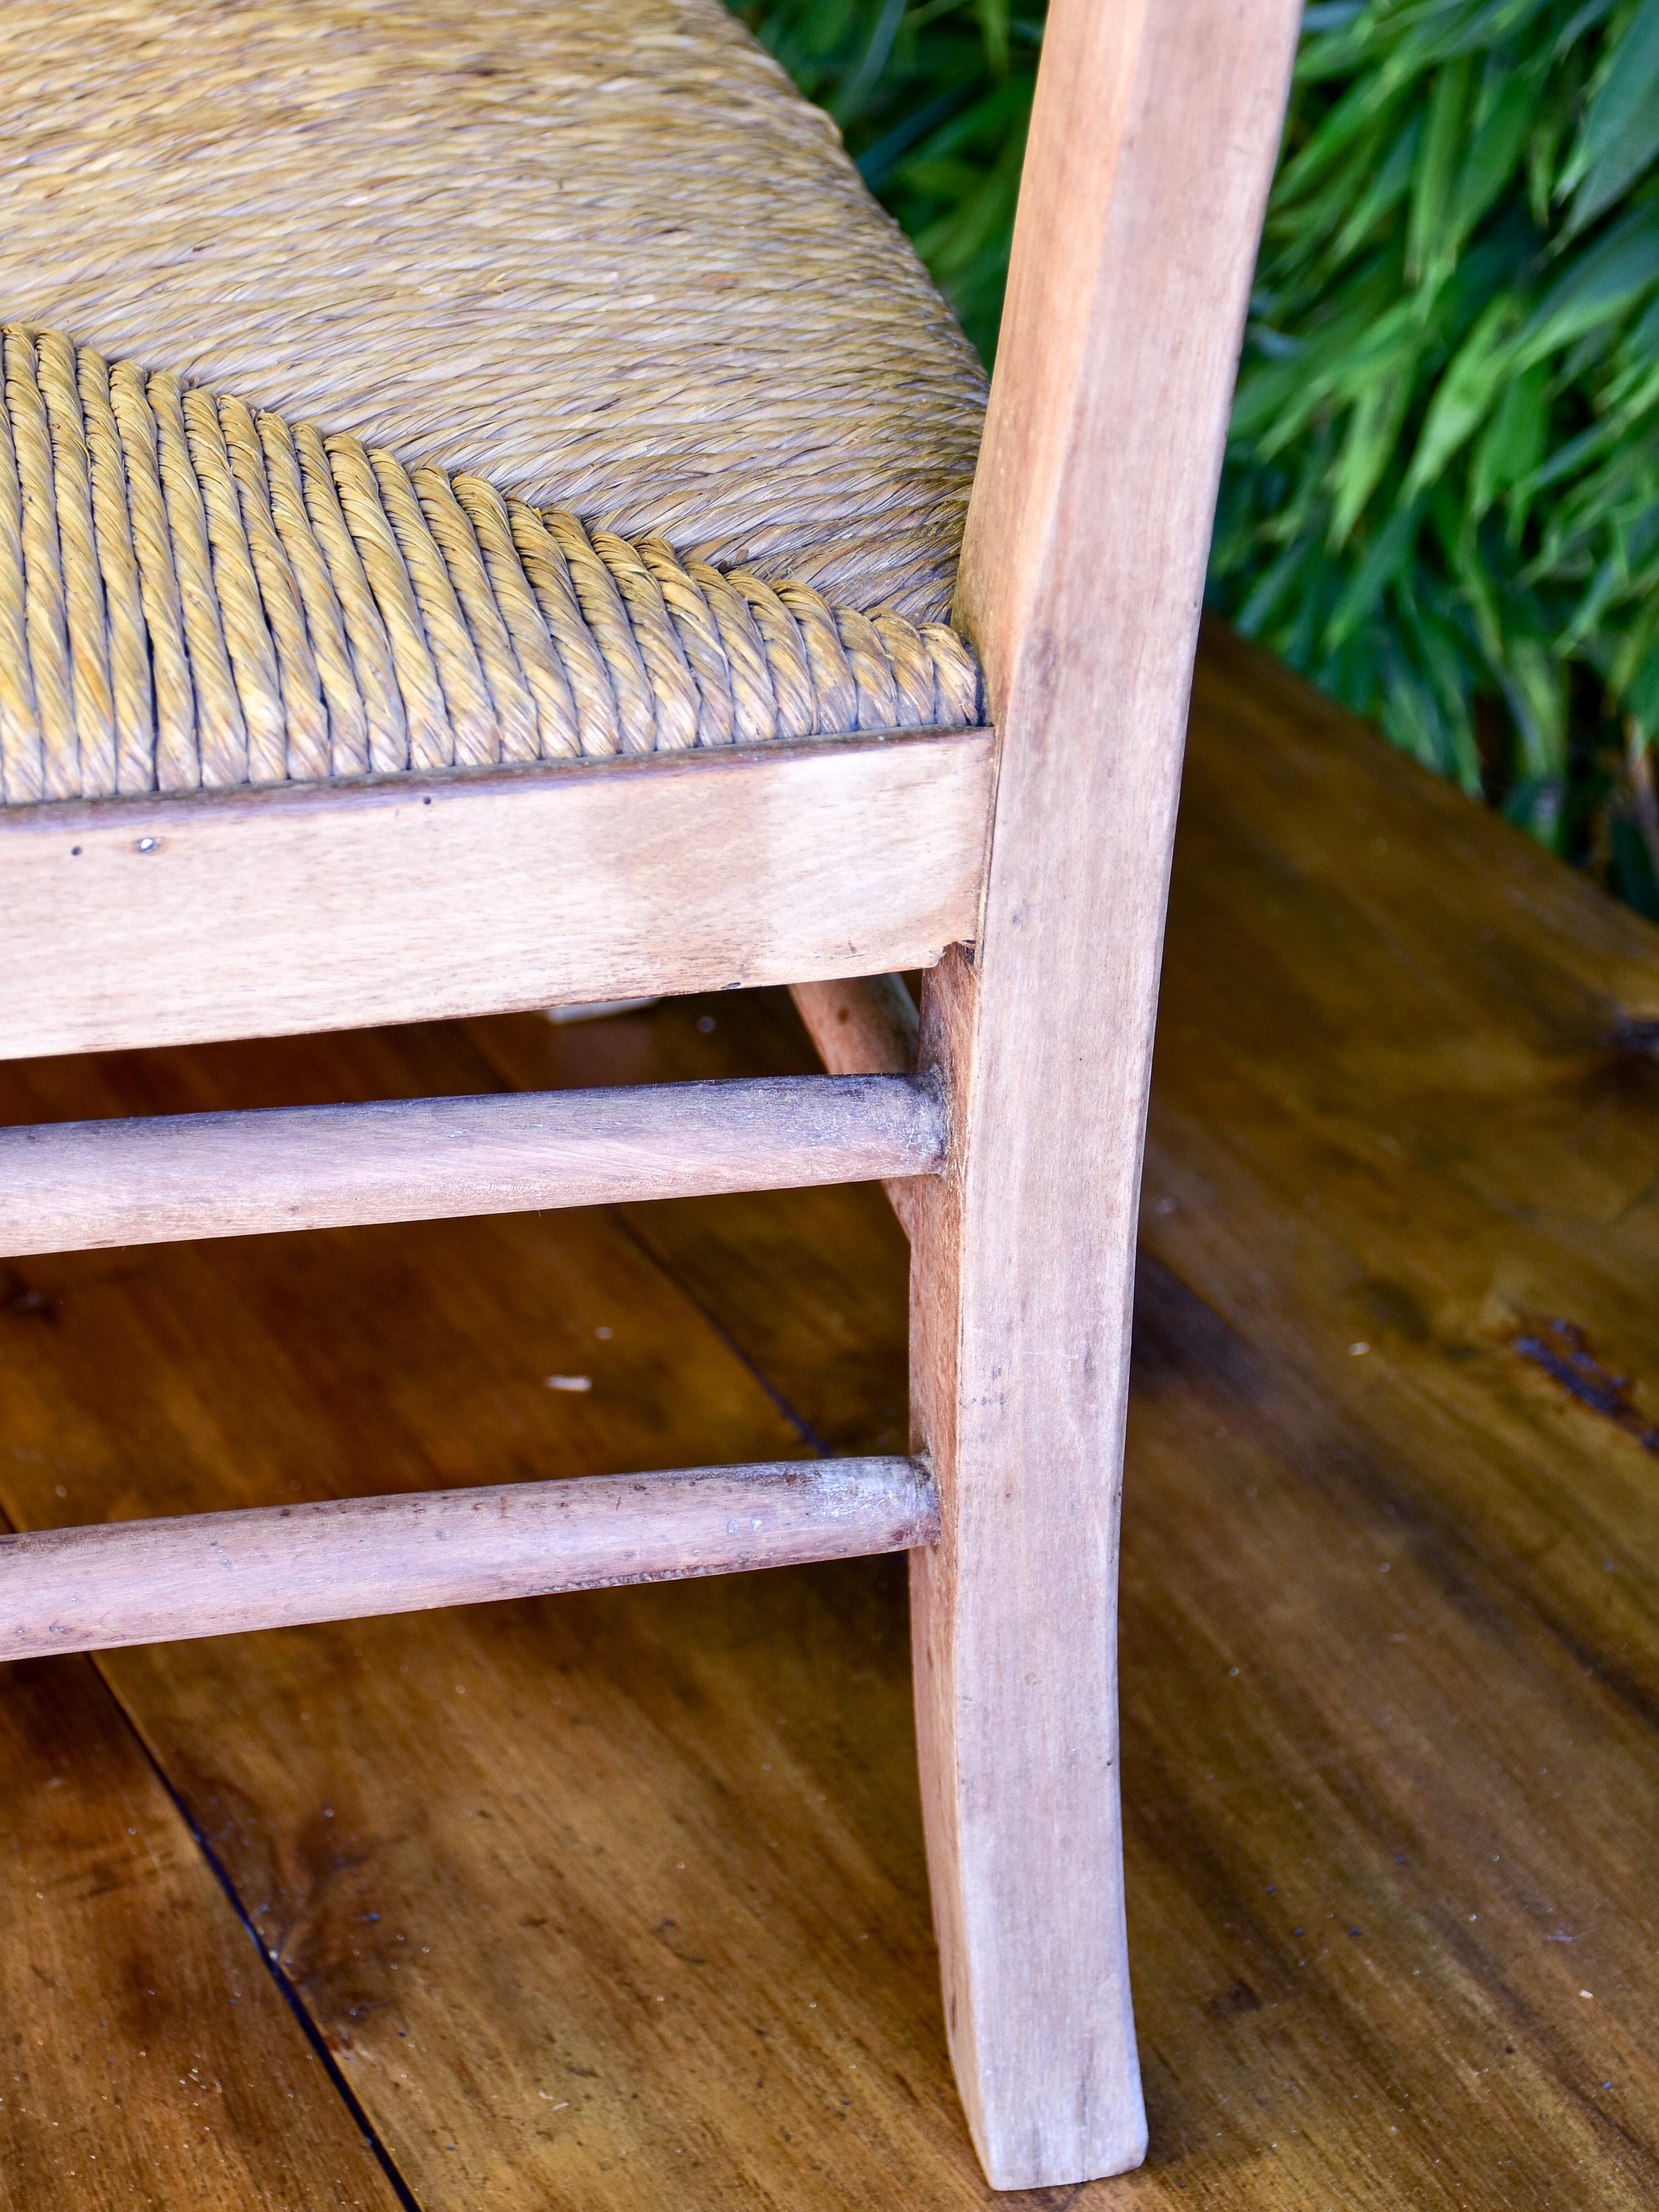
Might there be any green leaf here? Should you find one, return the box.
[1468,359,1551,515]
[1275,69,1410,204]
[1445,57,1541,253]
[1607,586,1659,695]
[974,0,1010,76]
[1500,632,1571,784]
[1562,0,1659,232]
[1404,294,1525,493]
[1407,56,1474,285]
[1333,113,1423,259]
[1627,631,1659,734]
[1328,354,1420,544]
[1514,195,1659,362]
[1526,111,1566,226]
[1326,493,1428,648]
[828,0,909,120]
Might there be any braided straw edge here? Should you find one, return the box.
[0,324,984,804]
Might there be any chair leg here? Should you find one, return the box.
[909,945,1146,2189]
[912,0,1300,2171]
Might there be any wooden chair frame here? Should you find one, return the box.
[0,0,1298,2184]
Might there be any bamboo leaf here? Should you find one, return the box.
[974,0,1010,76]
[1404,295,1524,492]
[1515,195,1659,361]
[1446,59,1540,252]
[1468,359,1551,515]
[1333,113,1423,258]
[1329,354,1420,543]
[1562,0,1659,231]
[1407,56,1474,285]
[1326,494,1428,648]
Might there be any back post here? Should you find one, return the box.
[909,0,1301,2185]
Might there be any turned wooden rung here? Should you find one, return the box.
[0,1073,946,1258]
[791,974,922,1235]
[0,1457,940,1661]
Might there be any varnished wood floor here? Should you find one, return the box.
[6,625,1659,2208]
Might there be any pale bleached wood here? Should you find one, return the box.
[0,1458,938,1661]
[790,974,921,1235]
[0,1073,945,1258]
[910,0,1302,2187]
[789,975,919,1078]
[0,729,992,1061]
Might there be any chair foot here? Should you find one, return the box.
[910,1542,1147,2189]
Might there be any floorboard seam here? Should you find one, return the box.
[611,1205,835,1458]
[96,1668,427,2212]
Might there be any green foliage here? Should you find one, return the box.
[733,0,1038,359]
[739,0,1659,907]
[1214,0,1659,906]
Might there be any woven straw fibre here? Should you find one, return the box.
[0,0,987,627]
[0,324,983,802]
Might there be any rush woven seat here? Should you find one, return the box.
[0,324,982,801]
[0,0,986,804]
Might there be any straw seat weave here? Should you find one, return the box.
[0,0,989,804]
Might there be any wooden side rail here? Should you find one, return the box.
[0,1458,940,1661]
[0,728,994,1061]
[0,1073,946,1258]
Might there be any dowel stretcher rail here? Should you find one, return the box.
[0,1458,941,1661]
[790,973,923,1237]
[0,1073,947,1258]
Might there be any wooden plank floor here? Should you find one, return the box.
[5,625,1659,2206]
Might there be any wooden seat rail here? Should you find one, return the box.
[0,726,993,1060]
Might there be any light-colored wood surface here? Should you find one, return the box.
[789,975,920,1078]
[0,728,991,1060]
[790,974,921,1232]
[0,1072,943,1255]
[2,1457,937,1660]
[7,630,1659,2205]
[919,0,1302,2182]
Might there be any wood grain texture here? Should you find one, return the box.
[0,729,991,1060]
[1,1458,937,1660]
[0,1636,401,2210]
[464,991,918,1457]
[13,632,1659,2205]
[917,0,1302,2184]
[0,1014,980,2209]
[790,975,921,1234]
[1120,629,1659,2204]
[789,975,920,1078]
[476,638,1659,2204]
[0,1072,944,1255]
